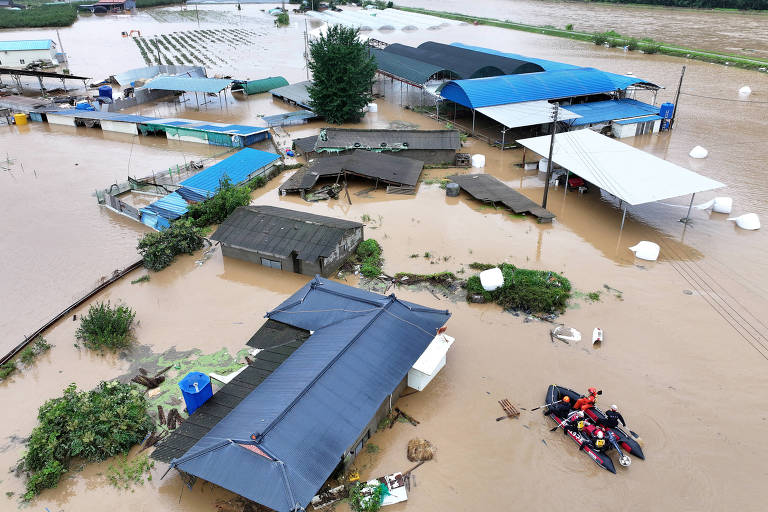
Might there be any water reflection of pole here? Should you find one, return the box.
[536,228,543,262]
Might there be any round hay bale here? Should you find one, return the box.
[407,438,435,462]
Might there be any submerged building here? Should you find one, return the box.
[157,277,452,512]
[0,39,56,68]
[211,205,364,276]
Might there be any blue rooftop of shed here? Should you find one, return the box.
[179,148,280,196]
[145,76,233,94]
[141,191,189,220]
[564,98,660,126]
[440,67,658,108]
[170,277,451,512]
[450,43,579,72]
[0,39,53,51]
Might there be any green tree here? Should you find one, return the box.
[307,25,377,124]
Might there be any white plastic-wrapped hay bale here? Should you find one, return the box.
[479,267,504,291]
[367,103,378,112]
[695,197,733,214]
[689,146,709,159]
[471,154,486,168]
[728,213,760,230]
[739,86,752,96]
[629,241,660,261]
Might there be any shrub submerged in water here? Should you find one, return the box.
[22,381,153,500]
[466,263,571,314]
[137,219,205,271]
[76,301,136,351]
[356,239,383,278]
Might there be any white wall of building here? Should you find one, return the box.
[47,114,76,127]
[101,120,139,135]
[0,47,57,68]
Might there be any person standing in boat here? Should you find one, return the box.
[600,405,626,429]
[573,388,599,411]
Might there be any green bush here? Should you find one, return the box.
[466,264,571,314]
[565,23,574,31]
[0,360,17,380]
[275,12,290,26]
[185,177,251,228]
[356,239,383,278]
[137,220,205,271]
[22,381,153,500]
[641,41,662,54]
[75,302,136,351]
[348,481,384,512]
[592,32,609,45]
[0,5,77,29]
[626,37,640,51]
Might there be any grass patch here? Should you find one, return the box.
[587,291,602,302]
[131,275,150,285]
[75,302,136,351]
[18,337,52,366]
[356,239,383,278]
[469,262,496,271]
[21,381,153,501]
[137,220,205,272]
[0,361,17,381]
[365,443,379,453]
[466,263,571,314]
[106,454,154,490]
[394,271,456,286]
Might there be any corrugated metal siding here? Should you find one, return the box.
[172,277,451,512]
[440,68,658,108]
[563,99,660,126]
[233,76,289,95]
[371,48,447,85]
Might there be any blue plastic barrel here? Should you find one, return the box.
[98,85,113,100]
[178,371,213,415]
[660,102,674,119]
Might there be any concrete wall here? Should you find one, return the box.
[321,227,364,276]
[0,48,56,68]
[101,120,139,135]
[343,376,408,471]
[612,118,661,139]
[46,114,76,127]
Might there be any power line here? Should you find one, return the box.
[680,91,768,104]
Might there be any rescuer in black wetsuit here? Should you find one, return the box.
[601,404,626,429]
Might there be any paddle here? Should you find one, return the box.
[531,398,564,412]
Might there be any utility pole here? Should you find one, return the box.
[541,103,559,210]
[55,29,70,73]
[195,5,200,28]
[669,65,685,130]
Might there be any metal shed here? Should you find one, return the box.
[210,205,364,276]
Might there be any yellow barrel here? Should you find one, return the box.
[14,113,28,125]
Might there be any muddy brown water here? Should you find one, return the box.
[1,4,768,511]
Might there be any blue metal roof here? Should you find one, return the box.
[613,114,662,125]
[563,99,660,126]
[0,39,53,52]
[179,148,280,196]
[450,43,579,71]
[192,123,268,136]
[170,277,451,512]
[440,68,658,108]
[145,76,233,94]
[141,191,189,220]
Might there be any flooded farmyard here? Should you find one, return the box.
[1,3,767,512]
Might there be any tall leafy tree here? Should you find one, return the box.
[307,25,377,124]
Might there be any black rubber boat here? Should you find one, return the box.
[545,385,616,474]
[584,405,645,460]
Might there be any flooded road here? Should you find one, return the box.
[1,4,768,512]
[399,0,768,57]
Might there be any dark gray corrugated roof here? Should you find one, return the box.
[316,128,461,151]
[247,319,310,350]
[169,277,451,512]
[382,41,544,79]
[449,173,555,220]
[270,80,313,109]
[279,150,424,192]
[211,205,362,263]
[371,47,452,85]
[292,135,319,154]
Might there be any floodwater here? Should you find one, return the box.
[1,4,768,512]
[400,0,768,58]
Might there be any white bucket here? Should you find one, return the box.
[471,154,486,168]
[728,213,760,230]
[629,241,660,261]
[367,103,378,112]
[739,86,752,96]
[538,158,549,172]
[479,267,504,291]
[689,146,708,159]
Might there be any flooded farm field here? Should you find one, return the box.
[1,4,768,512]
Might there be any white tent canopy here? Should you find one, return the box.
[477,101,580,129]
[517,129,725,206]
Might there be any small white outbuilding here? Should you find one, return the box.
[0,39,57,68]
[408,333,455,391]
